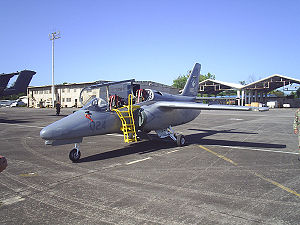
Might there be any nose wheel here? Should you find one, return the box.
[69,144,81,162]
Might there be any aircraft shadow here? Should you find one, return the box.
[78,129,286,163]
[187,130,286,149]
[0,119,30,124]
[187,128,258,139]
[77,139,175,163]
[46,114,66,117]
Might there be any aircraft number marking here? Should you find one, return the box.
[89,121,106,131]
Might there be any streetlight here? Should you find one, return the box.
[49,31,61,108]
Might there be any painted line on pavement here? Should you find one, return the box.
[126,157,152,165]
[106,133,124,137]
[253,172,300,198]
[221,145,299,155]
[198,145,300,199]
[199,145,238,166]
[1,196,25,206]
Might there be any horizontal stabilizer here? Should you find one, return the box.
[156,101,269,112]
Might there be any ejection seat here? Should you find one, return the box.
[109,95,125,111]
[135,89,149,103]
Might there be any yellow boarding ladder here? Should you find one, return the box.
[112,94,140,143]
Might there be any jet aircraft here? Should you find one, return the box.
[0,70,36,97]
[40,63,268,162]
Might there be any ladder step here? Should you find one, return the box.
[113,94,141,143]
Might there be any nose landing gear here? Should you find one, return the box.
[69,143,81,162]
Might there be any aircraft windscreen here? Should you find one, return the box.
[82,97,107,111]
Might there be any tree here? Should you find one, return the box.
[200,72,215,82]
[172,75,188,89]
[239,80,246,85]
[172,72,216,89]
[0,92,25,100]
[270,89,284,97]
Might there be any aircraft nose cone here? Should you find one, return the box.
[40,127,54,140]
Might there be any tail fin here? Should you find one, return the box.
[0,74,14,94]
[9,70,35,93]
[181,63,201,96]
[0,74,14,89]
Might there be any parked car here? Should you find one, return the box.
[10,100,26,107]
[0,100,14,107]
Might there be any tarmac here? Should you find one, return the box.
[0,107,300,224]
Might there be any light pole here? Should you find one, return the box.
[49,31,61,108]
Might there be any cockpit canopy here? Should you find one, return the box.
[82,89,156,112]
[82,97,107,112]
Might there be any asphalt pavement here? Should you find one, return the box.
[0,107,299,224]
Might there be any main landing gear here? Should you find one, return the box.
[69,143,81,163]
[155,126,186,147]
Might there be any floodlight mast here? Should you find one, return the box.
[49,31,61,108]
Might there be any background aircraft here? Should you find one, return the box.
[40,63,268,162]
[0,70,36,97]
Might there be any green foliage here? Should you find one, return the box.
[270,90,284,97]
[172,71,216,89]
[172,75,188,89]
[200,72,215,82]
[0,92,25,100]
[287,88,300,98]
[218,90,236,96]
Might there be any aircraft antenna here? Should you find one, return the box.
[49,31,61,108]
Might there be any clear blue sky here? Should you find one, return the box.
[1,0,300,87]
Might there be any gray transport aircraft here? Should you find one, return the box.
[40,63,268,162]
[0,70,36,96]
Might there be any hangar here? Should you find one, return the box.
[198,74,300,107]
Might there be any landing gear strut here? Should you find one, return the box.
[69,143,81,162]
[156,126,186,147]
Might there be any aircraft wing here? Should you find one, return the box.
[156,101,269,111]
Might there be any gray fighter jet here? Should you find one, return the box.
[40,63,268,162]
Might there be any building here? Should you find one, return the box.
[27,80,179,108]
[198,74,300,107]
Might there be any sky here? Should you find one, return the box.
[1,0,300,88]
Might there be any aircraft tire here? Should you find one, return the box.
[69,149,81,162]
[176,134,186,147]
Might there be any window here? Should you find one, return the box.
[62,98,65,102]
[66,98,71,102]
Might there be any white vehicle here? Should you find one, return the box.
[0,100,14,107]
[10,100,26,107]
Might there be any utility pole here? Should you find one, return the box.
[49,31,61,108]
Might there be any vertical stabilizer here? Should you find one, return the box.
[181,63,201,96]
[11,70,36,93]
